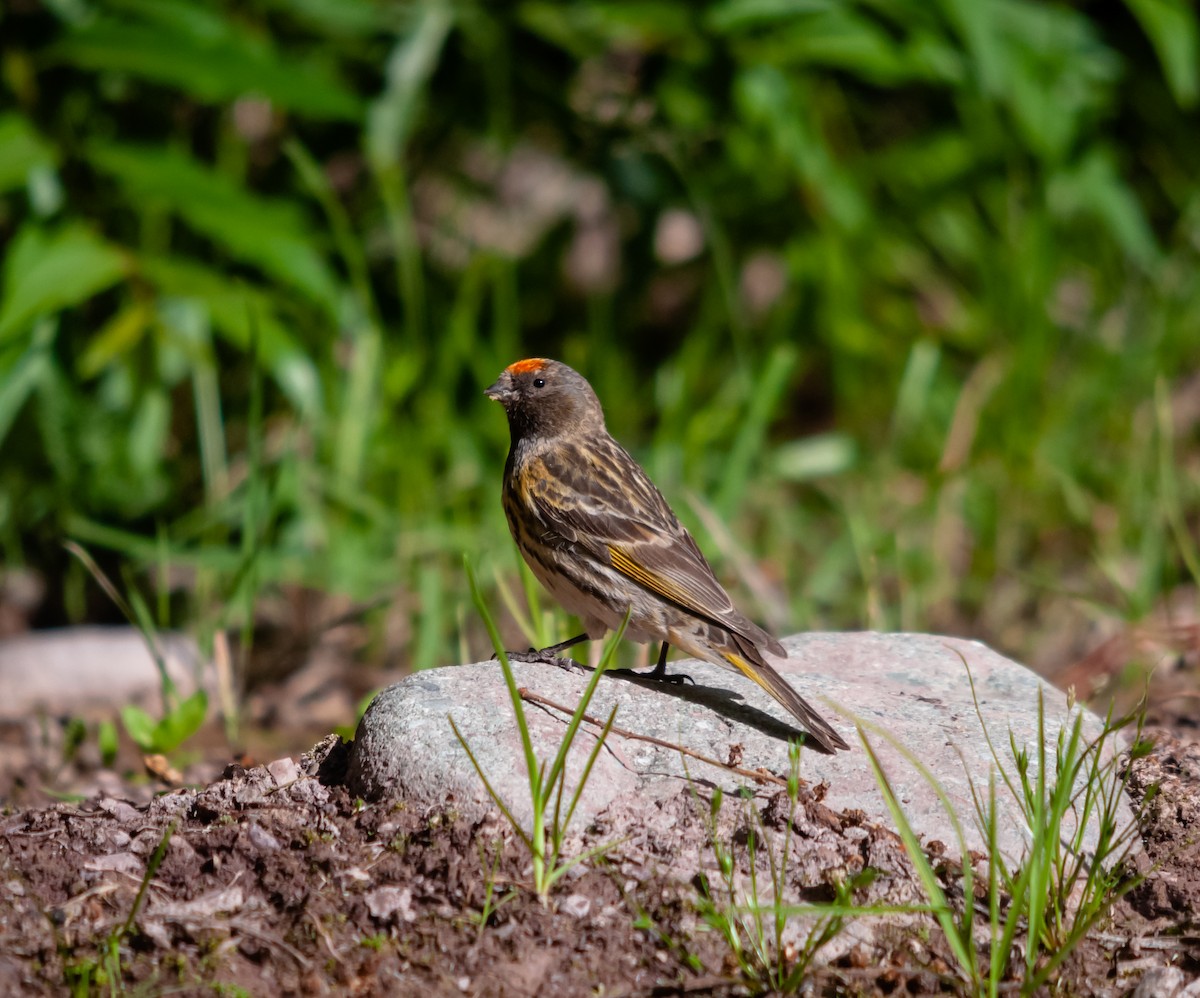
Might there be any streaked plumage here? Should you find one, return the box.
[486,358,849,753]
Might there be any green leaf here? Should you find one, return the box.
[707,0,835,34]
[86,142,340,315]
[773,433,857,481]
[141,256,323,415]
[1126,0,1199,107]
[1048,148,1160,269]
[0,225,128,343]
[942,0,1119,159]
[717,8,945,86]
[366,6,455,169]
[733,65,867,232]
[0,321,55,449]
[158,690,208,752]
[120,692,207,754]
[48,2,362,121]
[995,2,1119,161]
[98,720,119,767]
[518,1,695,57]
[127,389,171,480]
[264,0,386,38]
[77,302,153,379]
[0,113,57,194]
[875,131,979,193]
[120,705,160,752]
[939,0,1008,95]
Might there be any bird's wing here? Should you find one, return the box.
[522,436,769,643]
[604,534,735,621]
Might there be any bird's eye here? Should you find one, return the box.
[532,378,545,388]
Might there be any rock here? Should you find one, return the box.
[365,885,416,923]
[0,627,210,719]
[1131,966,1196,997]
[346,632,1136,865]
[266,757,302,786]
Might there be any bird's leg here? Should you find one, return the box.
[610,642,695,685]
[648,641,671,678]
[646,641,695,685]
[499,632,588,672]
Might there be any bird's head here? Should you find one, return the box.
[485,358,606,440]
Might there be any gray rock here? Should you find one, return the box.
[346,632,1135,865]
[1131,966,1192,997]
[0,627,210,719]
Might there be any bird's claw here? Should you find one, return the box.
[498,648,584,673]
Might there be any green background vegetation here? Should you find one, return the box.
[1,0,1197,683]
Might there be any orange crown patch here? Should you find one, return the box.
[506,358,547,375]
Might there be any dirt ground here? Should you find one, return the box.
[1,646,1199,995]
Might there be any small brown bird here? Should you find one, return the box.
[485,358,849,753]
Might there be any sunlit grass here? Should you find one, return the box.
[451,557,628,901]
[0,0,1195,695]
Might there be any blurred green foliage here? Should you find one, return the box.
[1,0,1198,674]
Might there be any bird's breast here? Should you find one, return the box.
[511,454,551,507]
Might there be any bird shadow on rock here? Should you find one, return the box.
[601,670,835,754]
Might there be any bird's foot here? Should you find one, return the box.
[495,648,585,673]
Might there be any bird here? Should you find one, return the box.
[484,357,849,753]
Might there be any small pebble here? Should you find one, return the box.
[266,757,301,785]
[559,893,591,919]
[247,823,281,852]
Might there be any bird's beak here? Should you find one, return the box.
[484,372,514,404]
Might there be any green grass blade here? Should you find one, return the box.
[448,714,533,855]
[860,730,977,986]
[464,556,541,804]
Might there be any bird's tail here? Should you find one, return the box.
[724,652,850,753]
